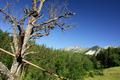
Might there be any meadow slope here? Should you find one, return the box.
[85,67,120,80]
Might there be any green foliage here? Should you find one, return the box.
[96,47,120,68]
[23,45,94,80]
[87,55,102,69]
[0,29,120,80]
[3,29,119,80]
[0,29,13,69]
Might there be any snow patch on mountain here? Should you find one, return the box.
[85,48,101,55]
[85,50,96,55]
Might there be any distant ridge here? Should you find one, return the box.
[64,45,119,55]
[64,46,88,53]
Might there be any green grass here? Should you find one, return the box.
[85,67,120,80]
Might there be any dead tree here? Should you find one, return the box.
[0,0,74,80]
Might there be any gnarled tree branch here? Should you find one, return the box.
[32,0,37,11]
[0,8,19,53]
[38,0,45,14]
[33,12,74,27]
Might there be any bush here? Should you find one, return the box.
[23,45,94,80]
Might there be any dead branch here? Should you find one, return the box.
[37,0,45,14]
[0,8,19,52]
[10,43,15,53]
[30,32,49,39]
[32,0,37,11]
[23,51,37,56]
[0,8,17,24]
[23,44,33,54]
[0,48,15,57]
[33,12,74,28]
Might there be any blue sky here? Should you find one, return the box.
[0,0,120,48]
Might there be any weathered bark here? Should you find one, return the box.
[10,60,20,79]
[8,58,24,80]
[21,24,33,56]
[0,62,14,80]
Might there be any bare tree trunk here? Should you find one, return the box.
[0,0,73,80]
[9,59,23,80]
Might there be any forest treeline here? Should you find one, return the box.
[0,29,120,80]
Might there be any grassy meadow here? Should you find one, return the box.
[85,67,120,80]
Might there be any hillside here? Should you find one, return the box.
[85,67,120,80]
[0,29,120,80]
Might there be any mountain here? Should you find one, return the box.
[64,45,102,55]
[64,45,119,55]
[84,46,102,55]
[64,46,88,53]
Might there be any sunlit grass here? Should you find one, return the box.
[85,67,120,80]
